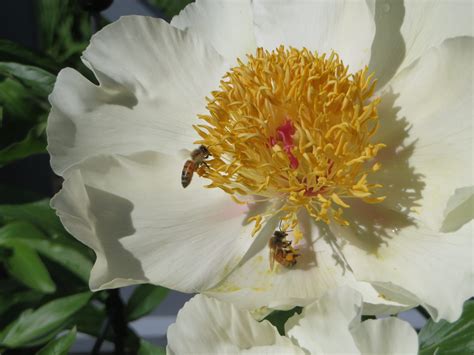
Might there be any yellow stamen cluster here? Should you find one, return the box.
[195,46,385,231]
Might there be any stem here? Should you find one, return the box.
[91,316,110,355]
[108,289,127,355]
[416,305,431,320]
[91,11,101,33]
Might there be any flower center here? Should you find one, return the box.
[194,46,385,233]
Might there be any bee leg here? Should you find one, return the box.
[202,161,210,169]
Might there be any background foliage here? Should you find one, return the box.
[0,0,471,354]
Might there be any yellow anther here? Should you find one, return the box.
[196,46,385,232]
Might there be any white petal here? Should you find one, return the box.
[252,0,375,71]
[51,151,256,292]
[285,287,362,354]
[375,37,473,231]
[206,212,410,313]
[171,0,256,63]
[285,287,418,354]
[331,203,474,322]
[352,318,418,355]
[48,16,227,175]
[167,294,303,354]
[368,1,472,87]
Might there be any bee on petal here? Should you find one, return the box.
[269,228,300,270]
[181,145,211,188]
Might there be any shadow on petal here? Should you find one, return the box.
[85,185,148,287]
[331,90,425,255]
[373,90,426,215]
[368,0,406,88]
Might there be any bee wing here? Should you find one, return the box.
[179,148,192,160]
[179,149,192,161]
[269,247,275,271]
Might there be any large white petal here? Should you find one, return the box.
[51,151,256,292]
[171,0,256,63]
[352,318,418,355]
[252,0,375,71]
[48,16,227,175]
[167,294,303,354]
[206,212,410,313]
[331,202,474,322]
[374,37,473,232]
[368,0,473,86]
[285,287,362,354]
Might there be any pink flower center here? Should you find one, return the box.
[269,119,299,169]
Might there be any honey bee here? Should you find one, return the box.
[269,229,300,270]
[181,145,211,188]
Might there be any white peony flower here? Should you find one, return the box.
[48,0,473,321]
[167,287,418,354]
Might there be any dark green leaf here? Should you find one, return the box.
[0,221,92,282]
[263,307,303,336]
[0,290,43,316]
[37,327,77,355]
[146,0,193,19]
[419,301,474,355]
[2,241,56,293]
[73,303,106,336]
[37,0,92,63]
[126,284,169,321]
[0,122,46,167]
[0,62,55,98]
[0,39,60,73]
[0,245,12,260]
[138,339,166,355]
[0,78,43,122]
[0,292,91,348]
[0,184,43,204]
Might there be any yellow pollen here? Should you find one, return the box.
[195,46,385,230]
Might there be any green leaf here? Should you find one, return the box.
[0,221,92,282]
[37,0,92,63]
[0,78,43,122]
[73,303,106,337]
[0,199,69,237]
[263,307,303,336]
[0,122,46,167]
[419,301,474,355]
[0,39,60,73]
[2,241,56,293]
[126,284,169,321]
[37,327,77,355]
[0,292,91,348]
[146,0,193,19]
[0,62,55,98]
[0,290,43,316]
[138,339,166,355]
